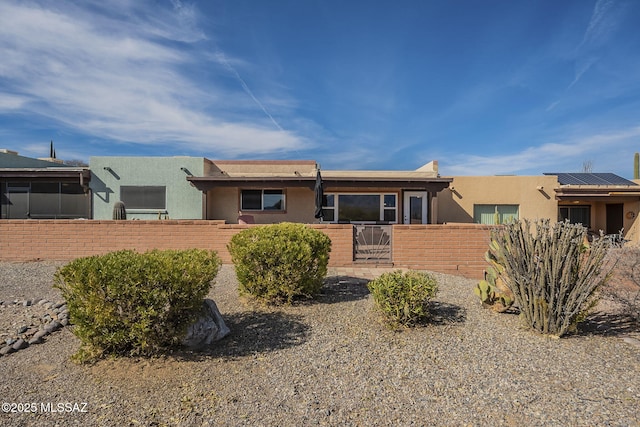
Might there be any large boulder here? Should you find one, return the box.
[182,299,230,348]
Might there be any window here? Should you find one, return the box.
[120,186,166,210]
[1,181,88,219]
[322,193,397,223]
[559,205,590,228]
[240,189,285,211]
[474,204,519,225]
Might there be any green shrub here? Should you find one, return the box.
[489,219,613,337]
[227,223,331,304]
[368,270,439,327]
[54,249,221,362]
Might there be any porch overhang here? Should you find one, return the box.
[187,175,453,192]
[554,186,640,202]
[0,168,91,184]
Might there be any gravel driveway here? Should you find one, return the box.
[0,261,638,427]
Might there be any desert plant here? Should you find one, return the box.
[489,219,613,336]
[227,223,331,304]
[54,249,220,362]
[112,201,127,220]
[474,245,514,312]
[368,270,439,327]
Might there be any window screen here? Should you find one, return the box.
[121,186,166,210]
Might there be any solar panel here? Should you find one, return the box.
[544,173,638,186]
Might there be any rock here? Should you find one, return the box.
[45,321,61,334]
[17,325,28,334]
[0,345,15,356]
[23,299,32,307]
[182,299,230,348]
[12,339,28,350]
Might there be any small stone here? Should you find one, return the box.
[37,299,48,306]
[60,318,69,327]
[28,336,43,345]
[12,339,28,350]
[17,325,28,334]
[45,321,61,333]
[23,299,32,307]
[32,330,47,341]
[53,302,65,309]
[0,345,15,356]
[5,338,16,346]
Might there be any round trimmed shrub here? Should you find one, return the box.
[54,249,221,362]
[368,270,439,327]
[227,223,332,304]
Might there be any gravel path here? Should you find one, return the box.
[0,261,638,427]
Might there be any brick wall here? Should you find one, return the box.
[0,221,491,278]
[392,224,492,278]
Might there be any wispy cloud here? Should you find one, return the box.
[442,126,640,176]
[0,1,304,157]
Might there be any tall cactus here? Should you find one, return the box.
[488,219,613,336]
[634,152,639,179]
[113,201,127,220]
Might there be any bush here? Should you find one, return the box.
[227,223,331,304]
[54,249,221,362]
[489,219,613,337]
[367,270,439,327]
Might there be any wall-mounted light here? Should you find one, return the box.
[536,185,544,191]
[180,167,192,176]
[449,186,455,191]
[103,166,113,172]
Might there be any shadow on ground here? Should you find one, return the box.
[577,311,640,337]
[428,301,467,325]
[177,311,310,360]
[317,276,371,304]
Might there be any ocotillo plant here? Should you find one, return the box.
[488,219,613,336]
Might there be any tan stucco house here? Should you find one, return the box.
[186,159,451,225]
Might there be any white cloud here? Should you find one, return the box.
[442,126,640,176]
[0,1,305,156]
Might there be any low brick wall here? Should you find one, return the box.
[0,221,491,279]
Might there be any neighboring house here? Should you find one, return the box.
[0,149,91,219]
[89,156,207,220]
[186,159,451,225]
[439,172,640,243]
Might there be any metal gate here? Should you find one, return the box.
[354,224,392,262]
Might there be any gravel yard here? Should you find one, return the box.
[0,261,638,427]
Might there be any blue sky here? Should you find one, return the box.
[1,0,639,177]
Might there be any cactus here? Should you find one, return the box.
[634,152,639,180]
[112,201,127,220]
[474,239,514,312]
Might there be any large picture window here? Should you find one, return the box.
[473,204,519,225]
[559,205,590,228]
[241,189,285,211]
[120,186,166,210]
[322,193,397,223]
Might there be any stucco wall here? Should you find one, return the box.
[90,157,205,220]
[207,187,317,224]
[437,175,559,223]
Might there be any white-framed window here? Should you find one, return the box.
[323,193,397,223]
[120,186,166,210]
[241,189,285,211]
[473,204,519,225]
[559,205,591,228]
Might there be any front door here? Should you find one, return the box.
[403,191,428,224]
[606,203,624,235]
